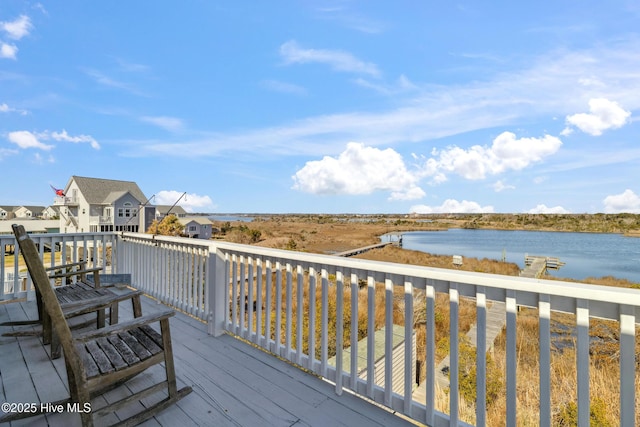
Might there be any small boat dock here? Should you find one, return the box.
[334,241,393,257]
[521,255,565,278]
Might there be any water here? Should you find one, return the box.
[208,214,255,222]
[394,229,640,283]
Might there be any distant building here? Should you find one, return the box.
[0,206,16,220]
[179,217,213,239]
[41,206,58,219]
[54,176,155,233]
[13,205,46,219]
[154,205,188,220]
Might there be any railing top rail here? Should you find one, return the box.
[119,232,640,310]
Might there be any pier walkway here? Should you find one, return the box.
[414,254,564,399]
[334,242,393,257]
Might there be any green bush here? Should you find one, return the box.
[554,397,611,426]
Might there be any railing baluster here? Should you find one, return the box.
[619,305,636,427]
[425,282,435,426]
[321,268,329,378]
[576,300,590,427]
[404,279,413,415]
[449,284,459,424]
[231,255,238,334]
[255,257,263,345]
[296,265,304,366]
[539,295,551,427]
[476,288,487,426]
[366,274,375,399]
[506,290,517,427]
[335,271,344,396]
[265,260,273,350]
[308,266,317,372]
[239,256,246,337]
[384,277,393,407]
[275,261,283,356]
[285,263,293,358]
[248,256,255,341]
[350,273,359,391]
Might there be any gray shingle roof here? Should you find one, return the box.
[69,176,148,205]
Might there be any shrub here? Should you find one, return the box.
[554,397,611,426]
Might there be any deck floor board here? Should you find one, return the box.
[1,296,417,427]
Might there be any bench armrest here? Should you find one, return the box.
[73,309,175,342]
[61,290,143,317]
[49,267,103,279]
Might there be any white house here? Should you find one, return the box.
[179,217,213,239]
[0,206,16,220]
[155,205,187,220]
[13,205,46,219]
[54,176,155,233]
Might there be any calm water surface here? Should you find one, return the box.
[394,229,640,283]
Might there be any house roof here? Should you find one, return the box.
[16,205,46,214]
[155,205,188,216]
[0,206,17,212]
[179,217,212,226]
[68,176,148,205]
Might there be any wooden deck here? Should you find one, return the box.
[0,295,418,427]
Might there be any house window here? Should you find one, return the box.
[118,209,124,217]
[189,225,197,232]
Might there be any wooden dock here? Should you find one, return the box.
[522,255,565,278]
[334,242,393,257]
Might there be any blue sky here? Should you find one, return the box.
[1,1,639,214]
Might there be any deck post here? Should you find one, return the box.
[207,247,227,336]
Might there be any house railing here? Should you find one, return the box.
[3,231,640,426]
[53,196,79,206]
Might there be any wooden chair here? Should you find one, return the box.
[1,224,192,426]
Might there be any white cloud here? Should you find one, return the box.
[261,80,307,95]
[280,40,381,77]
[292,142,424,200]
[6,129,100,150]
[7,131,53,150]
[1,42,17,59]
[425,132,562,182]
[564,98,631,136]
[84,68,146,96]
[527,204,570,214]
[33,152,55,164]
[1,15,33,40]
[0,102,27,115]
[0,147,18,160]
[603,189,640,213]
[140,116,184,132]
[51,129,100,149]
[493,180,515,192]
[410,199,494,214]
[353,74,417,95]
[154,190,215,213]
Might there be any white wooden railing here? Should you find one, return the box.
[2,231,639,426]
